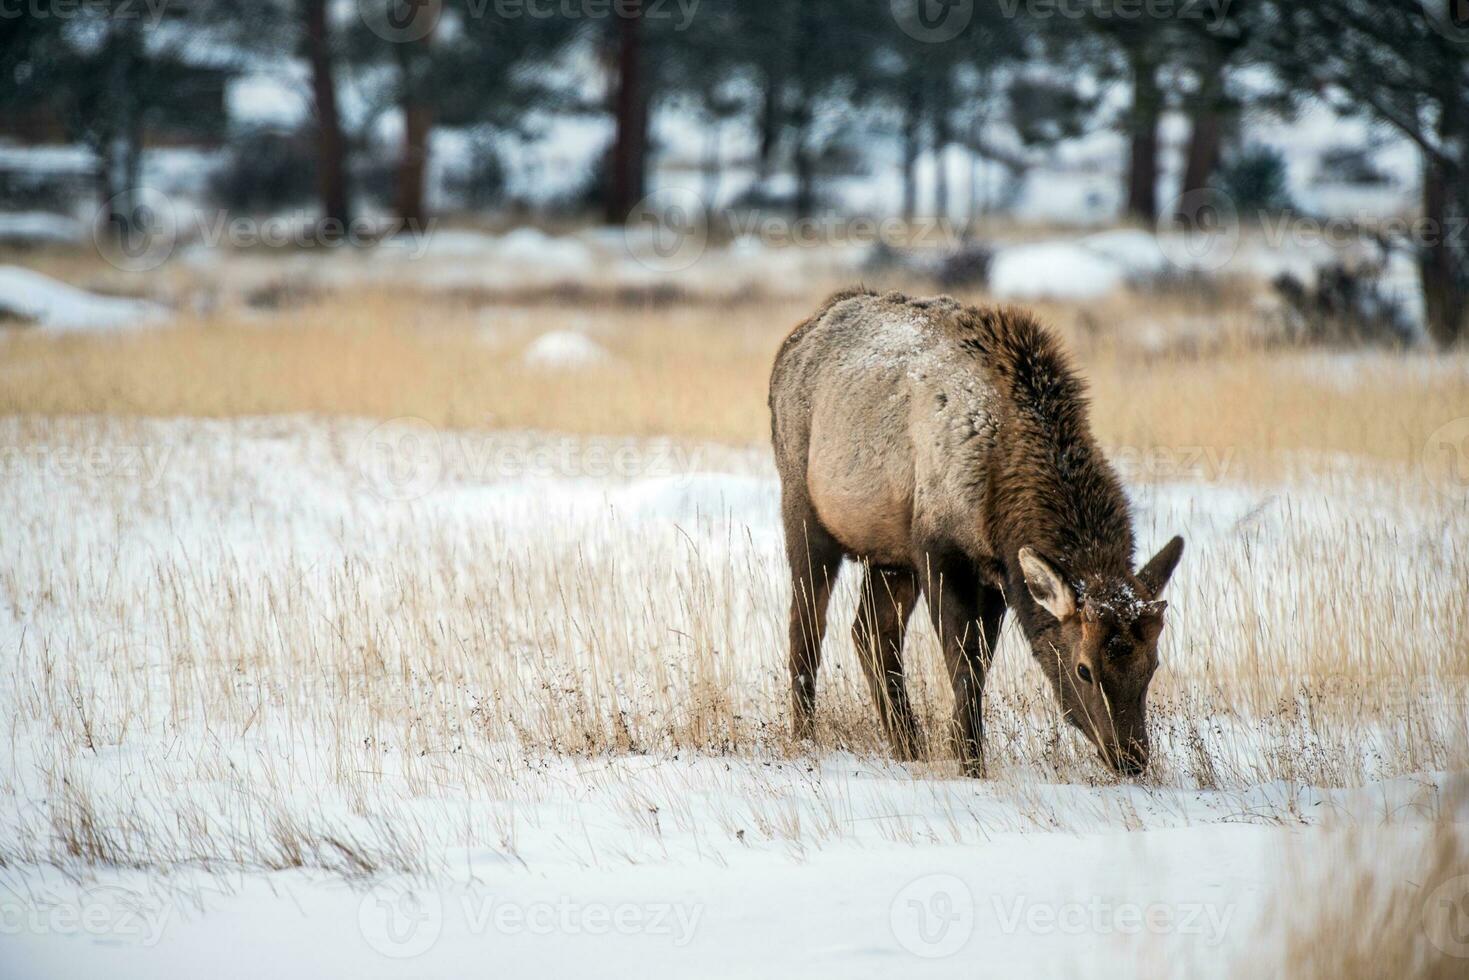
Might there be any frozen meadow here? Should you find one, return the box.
[0,410,1465,977]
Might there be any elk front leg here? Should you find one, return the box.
[852,564,923,760]
[919,550,988,777]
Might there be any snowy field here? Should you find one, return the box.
[1,413,1464,977]
[5,8,1467,974]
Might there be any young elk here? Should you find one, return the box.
[769,288,1184,777]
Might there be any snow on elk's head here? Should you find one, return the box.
[1017,537,1185,777]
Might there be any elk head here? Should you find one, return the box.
[1017,537,1184,777]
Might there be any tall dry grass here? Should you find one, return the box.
[2,283,1466,479]
[0,411,1464,879]
[1236,811,1469,979]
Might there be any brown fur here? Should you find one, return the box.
[770,288,1184,776]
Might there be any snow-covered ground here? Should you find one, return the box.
[0,415,1462,977]
[2,819,1448,979]
[0,265,168,332]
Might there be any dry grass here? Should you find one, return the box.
[2,279,1466,479]
[0,409,1465,878]
[1237,810,1469,979]
[0,291,776,442]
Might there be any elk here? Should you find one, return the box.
[769,288,1184,777]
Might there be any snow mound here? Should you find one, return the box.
[0,265,168,332]
[989,240,1126,300]
[0,212,83,246]
[521,330,611,369]
[1079,228,1171,276]
[988,230,1182,300]
[497,227,595,271]
[379,227,596,275]
[405,229,500,257]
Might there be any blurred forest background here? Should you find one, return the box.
[0,0,1465,345]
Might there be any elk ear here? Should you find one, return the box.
[1018,547,1076,621]
[1138,536,1185,598]
[1137,600,1167,644]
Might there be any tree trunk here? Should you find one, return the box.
[932,82,951,224]
[791,99,815,219]
[96,19,140,230]
[703,118,721,206]
[901,87,922,221]
[397,97,431,226]
[967,113,986,227]
[302,0,352,232]
[1421,154,1466,347]
[394,5,438,227]
[757,70,781,181]
[1124,44,1162,225]
[606,9,648,224]
[95,138,116,213]
[1177,54,1225,212]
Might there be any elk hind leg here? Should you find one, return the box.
[852,564,923,760]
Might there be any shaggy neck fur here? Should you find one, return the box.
[952,306,1137,645]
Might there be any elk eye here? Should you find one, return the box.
[1076,664,1093,685]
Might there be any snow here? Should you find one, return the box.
[226,72,310,128]
[0,48,1455,976]
[373,227,599,280]
[988,239,1129,300]
[497,227,596,271]
[0,266,168,332]
[0,212,83,246]
[3,819,1443,980]
[0,415,1460,977]
[1079,229,1171,276]
[0,143,97,176]
[521,330,612,369]
[987,229,1208,301]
